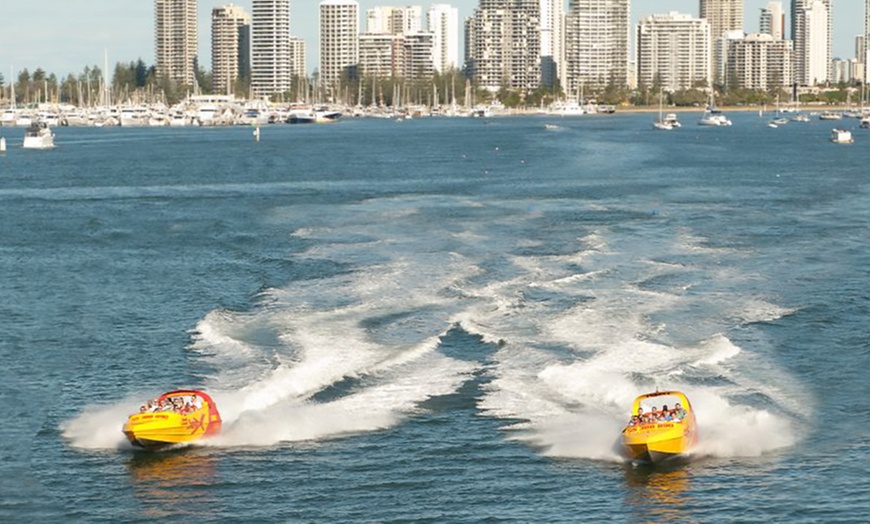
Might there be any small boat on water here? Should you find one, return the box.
[698,111,732,126]
[620,390,698,464]
[818,111,843,121]
[122,390,222,449]
[830,128,854,144]
[22,121,55,149]
[791,114,810,123]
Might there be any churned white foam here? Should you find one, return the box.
[692,334,742,366]
[208,351,474,447]
[689,389,798,458]
[62,399,140,450]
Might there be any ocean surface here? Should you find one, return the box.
[1,113,868,522]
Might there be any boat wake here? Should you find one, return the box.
[63,195,807,459]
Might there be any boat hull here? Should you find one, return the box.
[123,390,221,449]
[621,421,697,464]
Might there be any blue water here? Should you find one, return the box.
[1,114,868,522]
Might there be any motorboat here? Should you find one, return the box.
[22,122,55,149]
[122,389,222,449]
[620,390,698,464]
[652,89,673,131]
[830,128,854,144]
[698,111,732,126]
[860,117,870,129]
[818,111,843,121]
[663,113,681,128]
[791,114,810,123]
[771,117,788,126]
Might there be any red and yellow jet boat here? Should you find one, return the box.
[620,390,698,464]
[122,390,222,449]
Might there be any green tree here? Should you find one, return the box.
[16,69,31,104]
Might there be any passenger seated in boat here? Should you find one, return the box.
[673,402,687,421]
[661,405,673,421]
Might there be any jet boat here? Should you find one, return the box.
[122,390,221,449]
[620,390,697,464]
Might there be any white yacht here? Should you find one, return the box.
[1,109,17,126]
[791,113,810,123]
[860,117,870,129]
[22,122,55,149]
[698,112,732,126]
[663,113,681,128]
[830,128,854,144]
[119,106,150,127]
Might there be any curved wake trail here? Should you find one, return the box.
[63,196,806,459]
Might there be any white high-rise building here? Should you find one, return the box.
[794,0,830,85]
[760,2,785,40]
[540,0,564,89]
[564,0,631,94]
[792,0,832,84]
[359,33,400,79]
[366,6,421,35]
[726,33,793,90]
[251,0,292,98]
[467,0,542,93]
[320,1,359,89]
[700,0,744,85]
[700,0,743,40]
[428,4,459,73]
[155,0,198,86]
[636,12,711,92]
[865,0,870,83]
[212,4,250,94]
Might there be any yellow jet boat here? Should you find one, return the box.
[123,390,222,449]
[620,390,698,464]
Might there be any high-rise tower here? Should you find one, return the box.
[428,4,459,73]
[563,0,631,95]
[155,0,198,86]
[792,0,831,85]
[636,13,711,92]
[251,0,292,98]
[467,0,543,93]
[212,4,250,94]
[699,0,744,85]
[760,2,785,40]
[319,0,359,90]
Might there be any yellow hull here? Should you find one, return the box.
[123,390,221,449]
[620,390,698,464]
[621,421,697,463]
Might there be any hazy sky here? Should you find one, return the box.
[0,1,865,79]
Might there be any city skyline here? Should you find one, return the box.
[0,0,865,78]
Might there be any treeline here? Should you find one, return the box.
[0,59,218,106]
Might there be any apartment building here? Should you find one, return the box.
[636,12,711,92]
[251,0,292,97]
[155,0,198,86]
[320,0,360,88]
[212,4,250,94]
[563,0,631,94]
[726,33,793,90]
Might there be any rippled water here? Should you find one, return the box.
[1,114,868,521]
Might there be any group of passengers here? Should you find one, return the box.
[626,403,688,426]
[139,394,202,415]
